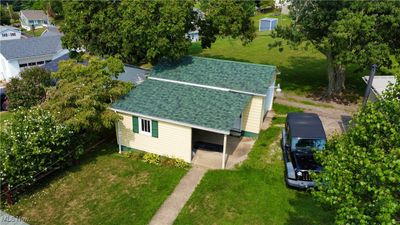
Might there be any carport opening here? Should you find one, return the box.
[192,129,224,156]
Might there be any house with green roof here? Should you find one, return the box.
[111,56,278,168]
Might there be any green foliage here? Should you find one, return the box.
[0,108,76,191]
[61,0,256,64]
[198,0,256,48]
[273,103,303,115]
[273,0,400,95]
[313,74,400,224]
[126,151,190,169]
[6,67,52,110]
[0,5,11,25]
[43,55,132,132]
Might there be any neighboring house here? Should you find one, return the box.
[0,26,21,41]
[42,53,148,85]
[0,34,67,81]
[111,56,278,166]
[20,10,49,31]
[363,75,397,101]
[187,30,199,42]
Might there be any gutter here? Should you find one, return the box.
[110,107,231,135]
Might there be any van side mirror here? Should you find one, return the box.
[285,144,290,150]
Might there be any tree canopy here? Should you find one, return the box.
[42,55,132,132]
[6,67,52,110]
[61,0,256,64]
[313,74,400,224]
[274,0,400,97]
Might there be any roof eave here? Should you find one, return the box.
[110,107,231,135]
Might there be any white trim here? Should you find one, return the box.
[111,108,230,135]
[117,122,122,153]
[148,77,266,97]
[138,117,152,136]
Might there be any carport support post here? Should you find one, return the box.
[117,122,122,154]
[222,134,227,169]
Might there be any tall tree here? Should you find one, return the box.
[61,0,256,64]
[0,5,11,25]
[6,67,52,110]
[42,55,132,132]
[273,0,400,97]
[313,74,400,224]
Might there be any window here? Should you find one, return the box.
[139,118,152,135]
[45,60,51,63]
[10,33,16,36]
[2,33,7,37]
[37,61,44,65]
[19,63,27,68]
[28,62,36,66]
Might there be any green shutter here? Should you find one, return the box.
[152,120,158,138]
[132,116,139,133]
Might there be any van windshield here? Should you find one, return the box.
[291,138,326,151]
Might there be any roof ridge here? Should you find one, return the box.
[190,55,276,69]
[148,77,265,96]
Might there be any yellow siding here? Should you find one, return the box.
[242,96,264,133]
[117,113,192,162]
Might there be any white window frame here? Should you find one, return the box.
[139,117,152,136]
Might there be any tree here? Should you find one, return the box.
[313,74,400,224]
[273,0,400,97]
[6,67,52,110]
[42,55,132,132]
[0,108,76,201]
[0,5,11,25]
[61,0,256,64]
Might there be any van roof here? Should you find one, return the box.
[287,112,326,139]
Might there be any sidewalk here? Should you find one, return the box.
[149,166,208,225]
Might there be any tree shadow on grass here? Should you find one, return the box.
[7,139,118,204]
[277,56,328,94]
[284,191,335,225]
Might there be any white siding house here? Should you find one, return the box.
[20,10,49,31]
[0,34,67,81]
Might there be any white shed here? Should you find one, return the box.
[362,75,397,101]
[259,18,278,31]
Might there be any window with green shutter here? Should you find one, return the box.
[151,120,158,138]
[132,116,139,133]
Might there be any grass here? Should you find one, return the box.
[273,103,303,115]
[174,104,334,225]
[188,12,366,95]
[23,28,46,37]
[285,97,335,108]
[0,111,12,124]
[4,141,187,225]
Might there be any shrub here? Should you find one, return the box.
[0,108,77,200]
[142,153,161,165]
[6,67,52,110]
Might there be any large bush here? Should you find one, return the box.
[0,108,78,195]
[6,67,52,110]
[313,75,400,224]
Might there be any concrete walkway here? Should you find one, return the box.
[149,166,208,225]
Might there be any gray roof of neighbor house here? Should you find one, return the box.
[362,75,397,97]
[42,53,148,85]
[0,35,62,60]
[150,56,277,95]
[112,79,252,134]
[0,25,20,33]
[20,10,48,20]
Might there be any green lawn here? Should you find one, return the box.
[0,111,13,124]
[189,12,365,95]
[23,28,46,37]
[174,103,334,225]
[5,141,187,225]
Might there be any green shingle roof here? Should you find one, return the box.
[150,56,276,95]
[112,79,252,133]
